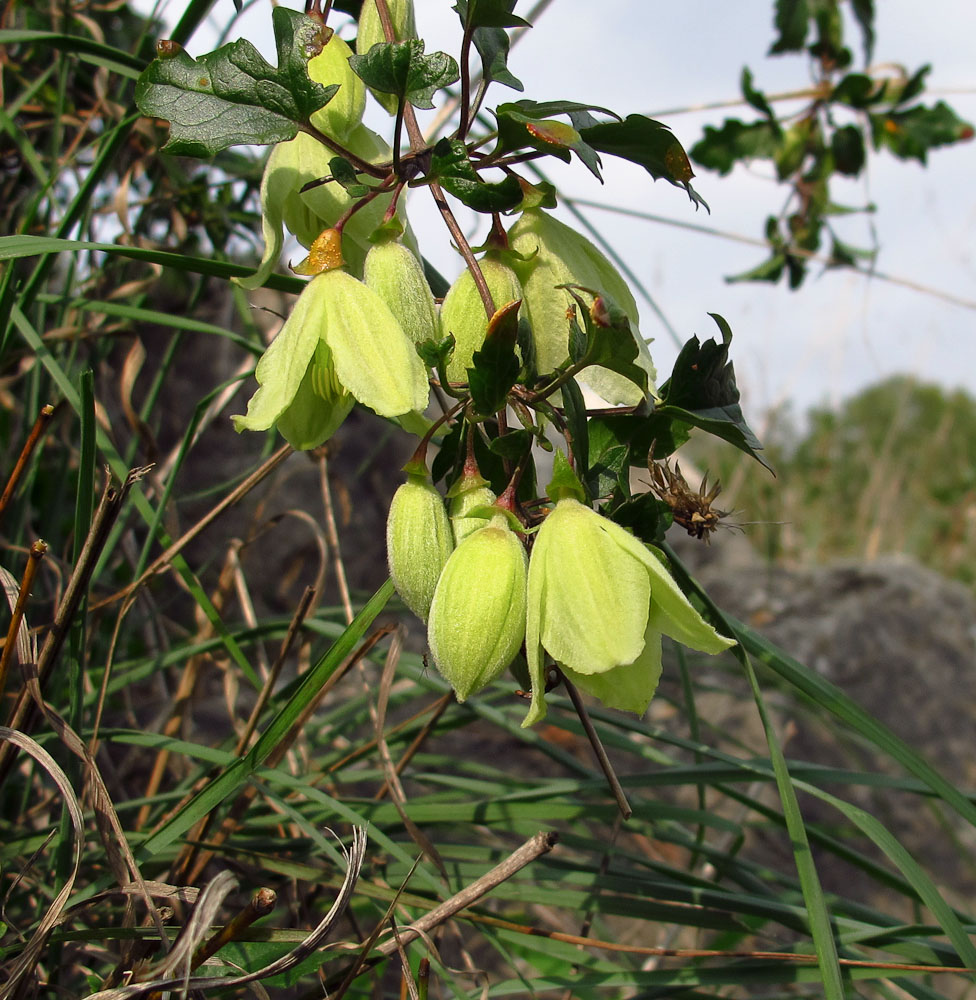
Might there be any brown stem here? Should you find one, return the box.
[561,672,632,820]
[0,540,47,705]
[427,181,495,317]
[0,403,55,526]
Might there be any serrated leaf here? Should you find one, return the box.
[468,299,522,415]
[769,0,809,55]
[416,334,455,369]
[348,39,459,110]
[657,315,769,469]
[430,137,523,212]
[585,417,631,501]
[453,0,530,29]
[608,492,671,546]
[134,8,337,157]
[580,114,707,209]
[870,101,975,164]
[691,118,780,176]
[831,73,881,109]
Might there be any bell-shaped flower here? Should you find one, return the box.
[233,239,429,450]
[523,498,734,726]
[508,203,656,405]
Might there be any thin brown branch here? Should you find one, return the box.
[0,403,55,526]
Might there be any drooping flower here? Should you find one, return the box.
[523,498,734,726]
[508,201,656,405]
[233,234,429,449]
[427,512,528,701]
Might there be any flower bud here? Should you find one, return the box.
[428,514,528,701]
[387,472,454,621]
[364,240,438,345]
[439,255,522,384]
[308,31,366,142]
[508,206,656,404]
[447,471,496,545]
[357,0,418,115]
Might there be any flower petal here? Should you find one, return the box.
[319,270,429,417]
[537,500,650,675]
[275,341,354,449]
[523,517,552,727]
[597,522,735,654]
[232,277,325,433]
[562,622,663,716]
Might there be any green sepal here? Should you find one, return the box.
[547,449,586,503]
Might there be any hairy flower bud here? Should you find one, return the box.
[364,240,438,344]
[428,514,528,701]
[308,32,366,142]
[357,0,418,114]
[508,206,656,404]
[439,256,522,384]
[523,498,734,726]
[387,472,454,621]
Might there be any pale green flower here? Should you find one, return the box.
[508,206,656,404]
[233,268,429,449]
[523,498,734,726]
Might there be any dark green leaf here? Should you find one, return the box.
[831,73,880,109]
[585,417,631,500]
[609,492,671,545]
[488,429,533,459]
[658,315,769,469]
[870,101,975,163]
[830,124,865,175]
[774,118,816,179]
[134,7,337,156]
[580,114,707,209]
[328,156,370,196]
[472,24,524,92]
[468,299,522,415]
[691,119,780,176]
[896,64,930,107]
[827,235,874,269]
[348,39,459,110]
[560,375,589,480]
[850,0,874,62]
[741,67,776,122]
[569,288,648,396]
[769,0,809,54]
[726,252,787,285]
[430,138,523,212]
[453,0,530,29]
